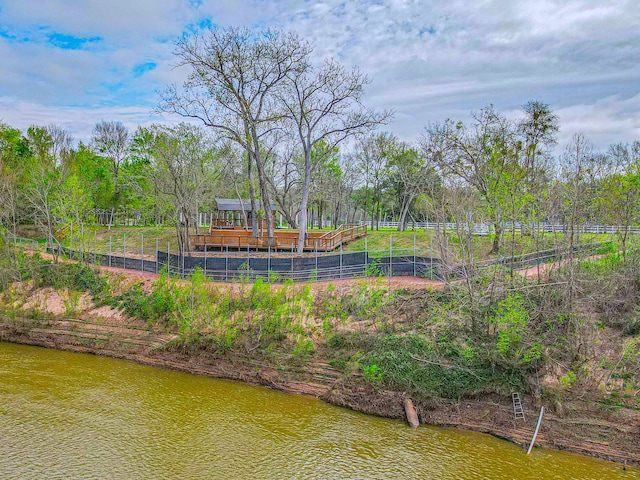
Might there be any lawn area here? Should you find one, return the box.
[59,225,179,256]
[49,224,616,261]
[343,227,613,260]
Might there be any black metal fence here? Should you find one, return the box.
[49,245,442,281]
[48,241,608,283]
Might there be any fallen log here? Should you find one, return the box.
[404,398,419,428]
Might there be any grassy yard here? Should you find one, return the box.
[46,224,618,261]
[343,227,613,260]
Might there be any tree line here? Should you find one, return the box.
[0,27,638,256]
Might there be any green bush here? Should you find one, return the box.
[359,333,524,398]
[38,262,107,295]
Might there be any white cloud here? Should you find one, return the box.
[0,96,193,143]
[0,0,638,150]
[556,94,640,148]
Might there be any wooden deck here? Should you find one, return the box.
[190,224,367,252]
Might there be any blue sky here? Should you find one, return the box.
[0,0,638,150]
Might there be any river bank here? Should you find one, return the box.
[1,313,638,467]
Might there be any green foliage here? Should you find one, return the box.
[293,339,315,357]
[37,262,107,295]
[267,270,281,283]
[358,333,525,398]
[490,293,529,358]
[363,363,383,386]
[340,281,392,320]
[365,258,384,277]
[118,284,151,319]
[559,371,577,388]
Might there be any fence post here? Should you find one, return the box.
[94,230,97,265]
[291,244,294,279]
[268,245,271,283]
[204,245,207,279]
[155,238,159,275]
[430,237,433,280]
[181,245,185,279]
[225,245,229,281]
[108,234,112,268]
[167,241,170,276]
[339,243,343,279]
[413,234,416,277]
[389,235,393,278]
[315,241,318,278]
[123,232,127,270]
[141,234,144,272]
[364,235,368,276]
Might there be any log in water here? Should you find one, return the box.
[0,342,637,479]
[404,398,419,428]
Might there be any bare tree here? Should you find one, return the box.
[150,123,220,254]
[45,124,73,166]
[424,106,522,254]
[159,27,310,243]
[24,165,59,250]
[388,143,436,231]
[91,121,130,229]
[267,141,302,228]
[559,133,603,308]
[355,133,395,231]
[280,59,389,251]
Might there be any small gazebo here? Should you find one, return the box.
[209,198,278,231]
[190,198,367,252]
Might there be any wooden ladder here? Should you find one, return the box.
[512,393,526,421]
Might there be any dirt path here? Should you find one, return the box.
[40,249,605,293]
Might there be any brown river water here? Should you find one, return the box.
[1,342,637,479]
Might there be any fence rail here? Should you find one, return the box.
[360,221,640,235]
[5,233,39,251]
[47,238,609,284]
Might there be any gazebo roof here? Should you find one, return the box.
[215,198,277,212]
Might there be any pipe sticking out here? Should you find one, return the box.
[527,406,545,455]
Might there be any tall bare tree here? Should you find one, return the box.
[150,123,220,254]
[559,133,603,308]
[424,106,532,254]
[45,124,73,166]
[280,59,389,251]
[91,121,130,229]
[355,133,395,231]
[159,27,310,243]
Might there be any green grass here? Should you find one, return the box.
[343,228,614,260]
[60,225,179,256]
[43,223,620,261]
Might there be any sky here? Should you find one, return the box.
[0,0,638,151]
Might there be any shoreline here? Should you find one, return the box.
[1,317,638,468]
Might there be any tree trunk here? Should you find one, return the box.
[250,132,275,243]
[247,158,259,237]
[491,222,502,254]
[297,152,312,253]
[398,198,411,232]
[281,208,297,229]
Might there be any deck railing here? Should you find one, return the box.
[190,224,367,252]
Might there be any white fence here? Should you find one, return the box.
[358,221,640,235]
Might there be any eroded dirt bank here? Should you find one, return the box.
[1,315,638,467]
